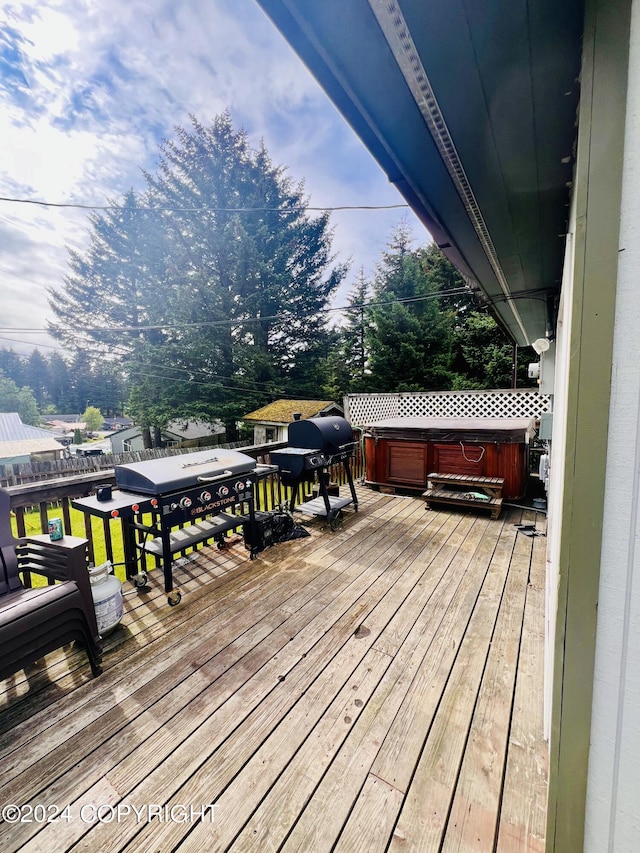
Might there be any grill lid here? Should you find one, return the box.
[287,416,353,454]
[114,448,256,495]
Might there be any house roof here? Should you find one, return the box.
[104,417,134,427]
[255,0,584,346]
[46,420,87,432]
[111,420,224,442]
[243,400,341,423]
[165,419,225,440]
[0,412,55,442]
[43,413,82,423]
[0,438,63,461]
[0,414,63,462]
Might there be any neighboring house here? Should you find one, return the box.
[45,417,85,431]
[46,419,87,438]
[44,419,88,448]
[0,412,64,465]
[109,419,225,454]
[103,417,134,432]
[242,400,343,444]
[256,2,637,850]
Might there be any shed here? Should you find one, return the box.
[242,400,343,444]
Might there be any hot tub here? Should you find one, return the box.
[363,417,536,500]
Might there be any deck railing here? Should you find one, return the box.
[6,439,365,585]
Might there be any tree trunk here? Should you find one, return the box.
[225,419,238,443]
[141,426,152,449]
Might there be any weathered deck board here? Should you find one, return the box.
[0,489,548,853]
[347,519,516,853]
[439,515,533,852]
[109,513,465,852]
[2,497,415,849]
[495,522,548,853]
[0,489,393,751]
[279,516,501,853]
[189,513,485,852]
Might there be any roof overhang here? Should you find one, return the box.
[255,0,584,346]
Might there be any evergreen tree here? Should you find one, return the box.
[366,225,455,391]
[49,190,166,359]
[451,311,532,389]
[49,114,345,442]
[61,354,126,417]
[46,352,73,411]
[329,269,372,398]
[23,350,50,408]
[421,241,480,314]
[0,349,25,387]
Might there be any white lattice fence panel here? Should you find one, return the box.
[344,394,400,425]
[346,390,550,425]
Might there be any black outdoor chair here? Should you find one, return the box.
[0,488,103,681]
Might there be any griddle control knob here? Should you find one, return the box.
[199,490,212,503]
[179,496,192,509]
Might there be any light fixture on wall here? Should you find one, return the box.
[532,338,551,354]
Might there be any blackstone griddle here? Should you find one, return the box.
[113,449,256,496]
[72,449,275,606]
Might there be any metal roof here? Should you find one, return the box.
[0,412,58,442]
[255,0,584,346]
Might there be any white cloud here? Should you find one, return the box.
[0,0,424,355]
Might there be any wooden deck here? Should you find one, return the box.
[0,487,547,852]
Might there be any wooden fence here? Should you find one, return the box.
[0,440,251,488]
[5,439,365,583]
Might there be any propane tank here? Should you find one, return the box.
[89,561,123,635]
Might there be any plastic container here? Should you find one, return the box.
[89,561,123,635]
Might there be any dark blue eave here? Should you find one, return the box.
[254,0,584,346]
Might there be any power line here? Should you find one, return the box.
[118,367,283,396]
[0,196,410,214]
[0,335,288,391]
[0,286,473,336]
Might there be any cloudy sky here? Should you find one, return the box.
[0,0,424,356]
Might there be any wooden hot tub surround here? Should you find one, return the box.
[363,417,536,500]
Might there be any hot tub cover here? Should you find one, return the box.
[362,417,536,444]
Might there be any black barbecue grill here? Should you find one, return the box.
[270,416,358,530]
[72,449,273,606]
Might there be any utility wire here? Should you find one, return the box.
[0,196,410,213]
[0,286,473,335]
[0,336,290,391]
[122,367,284,396]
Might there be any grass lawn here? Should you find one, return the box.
[13,505,128,584]
[11,478,299,588]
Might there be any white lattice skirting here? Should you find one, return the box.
[345,389,550,426]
